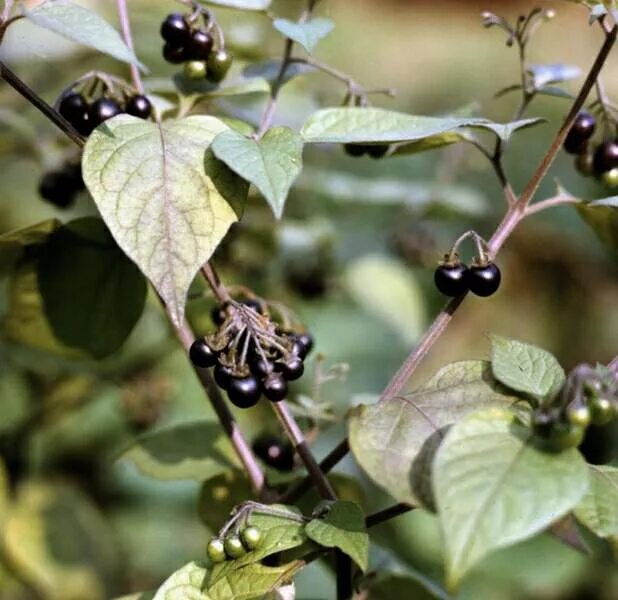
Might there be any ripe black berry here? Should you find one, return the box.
[343,143,367,157]
[593,140,618,175]
[125,95,152,119]
[89,98,122,128]
[434,263,469,297]
[252,435,295,471]
[189,338,217,368]
[262,373,288,402]
[249,355,274,379]
[214,364,233,390]
[160,13,190,46]
[227,375,261,408]
[187,30,214,60]
[278,356,304,381]
[563,112,596,154]
[367,144,389,159]
[163,43,188,64]
[206,49,233,83]
[58,92,88,128]
[293,333,314,359]
[38,170,78,208]
[467,263,501,297]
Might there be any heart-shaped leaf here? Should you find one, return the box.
[577,197,618,252]
[211,127,303,218]
[348,361,518,508]
[433,407,589,588]
[273,17,335,53]
[490,335,565,401]
[574,465,618,538]
[200,0,271,10]
[22,0,145,70]
[82,115,247,326]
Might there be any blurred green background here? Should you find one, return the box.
[0,0,617,599]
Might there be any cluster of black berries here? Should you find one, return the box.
[434,257,501,298]
[533,369,617,452]
[160,13,233,83]
[189,299,314,409]
[564,112,618,186]
[58,90,152,137]
[252,434,295,472]
[343,143,389,159]
[38,162,83,208]
[206,526,262,563]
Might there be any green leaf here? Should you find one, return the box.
[0,219,60,276]
[22,0,145,70]
[209,505,307,585]
[114,594,156,600]
[574,465,618,538]
[490,334,565,401]
[527,64,582,89]
[348,361,518,508]
[37,218,147,359]
[301,107,543,145]
[82,115,247,326]
[199,0,271,10]
[305,501,369,571]
[117,420,236,481]
[273,17,335,53]
[344,254,426,345]
[167,74,271,100]
[433,407,589,588]
[577,198,618,252]
[153,561,210,600]
[211,127,303,219]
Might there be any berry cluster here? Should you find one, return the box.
[252,434,296,472]
[38,162,83,208]
[564,112,618,186]
[189,299,314,409]
[343,143,389,159]
[160,13,233,83]
[434,257,501,298]
[206,526,263,563]
[533,368,617,452]
[58,90,152,137]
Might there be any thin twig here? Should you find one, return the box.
[202,262,231,304]
[365,503,414,528]
[525,194,580,216]
[116,0,144,94]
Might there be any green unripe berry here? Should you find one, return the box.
[546,422,586,452]
[184,60,207,80]
[589,397,617,426]
[207,49,233,83]
[224,535,246,559]
[207,538,226,563]
[566,404,591,428]
[240,526,262,550]
[602,168,618,188]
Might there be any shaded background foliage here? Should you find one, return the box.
[0,0,617,599]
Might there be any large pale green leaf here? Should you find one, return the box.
[37,218,147,359]
[211,127,303,218]
[153,561,209,600]
[577,197,618,252]
[305,501,369,571]
[117,420,236,481]
[490,335,565,401]
[527,64,581,89]
[0,219,60,276]
[574,465,618,538]
[273,17,335,53]
[348,361,518,508]
[301,107,543,145]
[22,0,145,70]
[433,407,589,588]
[344,254,426,345]
[200,0,271,10]
[82,115,247,326]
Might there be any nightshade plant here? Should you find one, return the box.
[0,0,618,599]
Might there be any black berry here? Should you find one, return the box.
[593,140,618,175]
[227,375,261,408]
[89,98,122,128]
[367,144,389,159]
[563,112,596,154]
[163,43,188,64]
[187,30,214,60]
[160,13,190,46]
[206,48,233,83]
[262,373,288,402]
[294,333,314,358]
[242,299,263,314]
[252,435,295,471]
[126,95,152,119]
[467,263,501,297]
[344,143,367,157]
[575,150,594,176]
[434,263,469,297]
[278,356,304,381]
[249,355,274,379]
[189,338,217,368]
[58,92,89,128]
[38,170,78,208]
[214,364,233,390]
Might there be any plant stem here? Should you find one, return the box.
[0,61,85,147]
[365,502,414,528]
[524,194,580,216]
[202,262,231,304]
[116,0,144,94]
